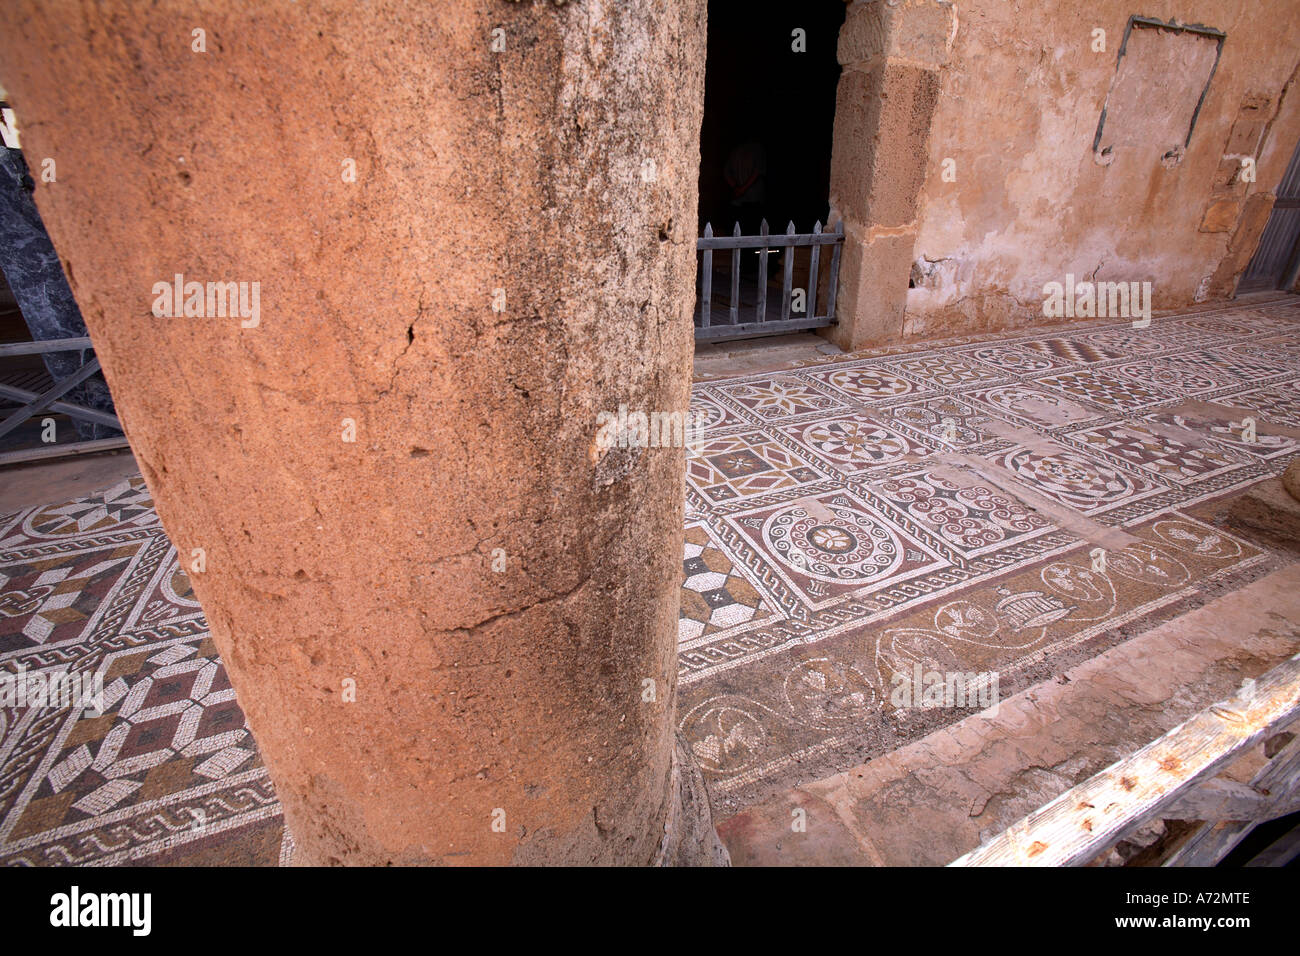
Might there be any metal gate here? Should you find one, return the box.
[0,337,127,465]
[694,219,843,343]
[1238,139,1300,294]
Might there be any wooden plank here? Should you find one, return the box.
[0,436,130,466]
[1161,777,1272,821]
[807,221,822,320]
[756,219,769,325]
[730,222,741,326]
[700,222,712,328]
[825,220,843,322]
[781,222,795,322]
[1244,819,1300,867]
[950,652,1300,866]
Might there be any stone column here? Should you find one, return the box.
[824,0,953,351]
[0,0,713,865]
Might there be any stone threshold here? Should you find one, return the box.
[693,332,844,381]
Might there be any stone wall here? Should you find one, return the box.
[826,0,1300,348]
[906,0,1300,339]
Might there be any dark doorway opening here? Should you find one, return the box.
[698,0,846,233]
[695,0,847,342]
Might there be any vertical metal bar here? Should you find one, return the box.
[701,222,712,327]
[756,218,769,325]
[826,220,844,322]
[1239,139,1300,291]
[781,221,795,321]
[1281,224,1300,293]
[1275,138,1300,291]
[730,222,741,325]
[807,220,822,320]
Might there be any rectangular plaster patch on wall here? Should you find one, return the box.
[1092,17,1226,167]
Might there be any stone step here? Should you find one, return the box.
[715,563,1300,866]
[692,332,843,380]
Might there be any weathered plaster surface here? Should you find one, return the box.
[904,0,1300,339]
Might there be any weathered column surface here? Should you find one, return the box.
[0,0,709,864]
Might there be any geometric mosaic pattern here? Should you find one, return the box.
[686,432,824,504]
[775,414,932,474]
[682,299,1300,809]
[882,394,993,448]
[1072,420,1244,485]
[988,444,1163,514]
[1034,368,1168,411]
[680,524,776,642]
[873,470,1053,556]
[0,478,283,867]
[1018,337,1129,365]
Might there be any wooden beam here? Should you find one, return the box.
[1245,820,1300,867]
[1161,778,1272,821]
[950,652,1300,866]
[1164,731,1300,865]
[0,436,130,466]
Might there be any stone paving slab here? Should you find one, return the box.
[693,333,845,380]
[716,563,1300,866]
[1228,476,1300,541]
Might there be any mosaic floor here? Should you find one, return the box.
[678,299,1300,810]
[2,299,1299,864]
[0,481,284,865]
